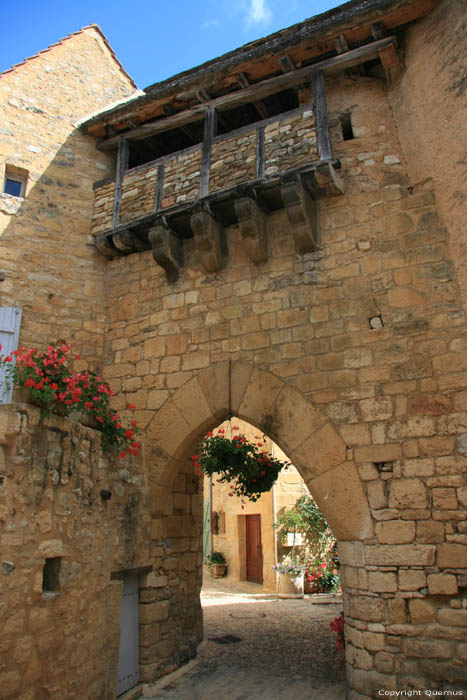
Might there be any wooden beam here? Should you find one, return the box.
[279,55,295,73]
[112,137,129,229]
[256,126,265,179]
[154,162,165,212]
[311,70,332,162]
[334,35,350,54]
[378,42,401,83]
[161,104,198,143]
[236,73,269,120]
[196,88,211,103]
[99,36,397,151]
[334,35,363,75]
[200,108,217,197]
[372,22,386,40]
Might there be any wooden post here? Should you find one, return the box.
[154,162,165,212]
[256,126,265,179]
[112,137,129,229]
[200,108,217,198]
[311,70,332,162]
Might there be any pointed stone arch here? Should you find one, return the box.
[146,361,373,541]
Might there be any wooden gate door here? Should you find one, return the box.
[246,514,263,584]
[117,576,139,696]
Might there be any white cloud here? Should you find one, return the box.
[202,19,219,28]
[245,0,272,26]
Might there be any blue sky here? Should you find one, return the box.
[1,0,343,89]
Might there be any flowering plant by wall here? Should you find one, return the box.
[193,425,289,501]
[0,340,141,458]
[330,612,345,653]
[305,559,341,593]
[271,554,304,576]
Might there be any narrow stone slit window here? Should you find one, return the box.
[339,113,354,141]
[42,557,61,592]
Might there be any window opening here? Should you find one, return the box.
[339,113,355,141]
[42,557,61,592]
[3,165,28,197]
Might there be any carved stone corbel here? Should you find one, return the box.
[281,178,319,253]
[94,233,122,258]
[148,222,183,283]
[112,229,147,253]
[190,208,226,273]
[234,196,268,264]
[315,162,345,196]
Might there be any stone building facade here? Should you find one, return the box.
[1,1,467,698]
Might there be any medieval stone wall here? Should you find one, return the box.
[389,0,467,312]
[0,404,149,699]
[0,28,136,369]
[1,3,466,698]
[98,68,467,695]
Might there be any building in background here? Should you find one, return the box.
[203,418,308,591]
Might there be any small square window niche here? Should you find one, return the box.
[3,165,28,198]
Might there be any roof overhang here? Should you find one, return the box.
[81,0,438,143]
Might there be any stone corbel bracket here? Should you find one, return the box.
[281,176,319,253]
[190,205,226,273]
[148,220,183,283]
[234,194,268,264]
[315,162,344,197]
[112,229,147,254]
[94,234,122,258]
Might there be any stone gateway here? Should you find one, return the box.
[0,0,466,697]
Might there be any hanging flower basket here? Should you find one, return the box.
[193,425,290,501]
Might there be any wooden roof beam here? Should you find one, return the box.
[279,55,296,73]
[196,88,228,131]
[98,36,398,151]
[334,35,363,75]
[236,73,269,120]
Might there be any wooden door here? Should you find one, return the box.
[117,576,139,696]
[246,514,263,583]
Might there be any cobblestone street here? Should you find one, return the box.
[144,578,346,699]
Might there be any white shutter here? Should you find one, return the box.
[0,307,22,403]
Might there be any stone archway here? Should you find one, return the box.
[142,361,375,695]
[146,361,373,543]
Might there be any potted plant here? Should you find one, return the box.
[193,424,290,501]
[271,554,305,598]
[205,552,227,578]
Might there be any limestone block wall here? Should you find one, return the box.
[263,107,317,176]
[141,443,203,682]
[0,27,137,368]
[0,404,149,699]
[209,131,257,194]
[160,148,203,210]
[388,0,467,312]
[98,72,467,694]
